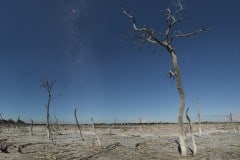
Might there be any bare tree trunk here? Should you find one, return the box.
[46,102,51,140]
[108,124,112,135]
[52,114,61,135]
[74,108,84,141]
[196,98,202,135]
[139,117,142,132]
[90,117,102,148]
[30,119,33,136]
[229,113,237,134]
[186,107,197,155]
[41,79,54,140]
[169,49,187,156]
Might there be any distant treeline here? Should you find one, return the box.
[29,121,237,126]
[0,118,26,125]
[1,119,236,126]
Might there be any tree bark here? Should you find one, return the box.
[46,93,51,140]
[186,107,197,155]
[169,48,187,156]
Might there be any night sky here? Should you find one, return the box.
[0,0,240,123]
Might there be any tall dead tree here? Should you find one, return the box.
[123,2,205,156]
[41,79,54,140]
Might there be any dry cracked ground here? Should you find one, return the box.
[0,123,240,160]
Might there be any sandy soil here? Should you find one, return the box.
[0,123,239,160]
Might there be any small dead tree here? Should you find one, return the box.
[30,119,33,136]
[90,117,102,148]
[49,114,61,135]
[41,79,54,140]
[74,108,84,141]
[108,124,112,135]
[195,98,202,135]
[186,107,197,155]
[123,1,205,156]
[139,117,143,131]
[229,113,237,134]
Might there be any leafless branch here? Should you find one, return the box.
[40,80,54,93]
[122,9,162,46]
[164,7,183,42]
[170,27,205,43]
[165,8,178,26]
[123,8,205,48]
[122,10,137,30]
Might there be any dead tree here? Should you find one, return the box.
[186,107,197,155]
[41,79,54,140]
[30,119,33,136]
[90,117,102,148]
[229,113,237,134]
[74,108,84,141]
[123,2,205,156]
[195,98,202,135]
[52,114,61,135]
[108,124,112,135]
[139,117,142,131]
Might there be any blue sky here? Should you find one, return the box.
[0,0,240,123]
